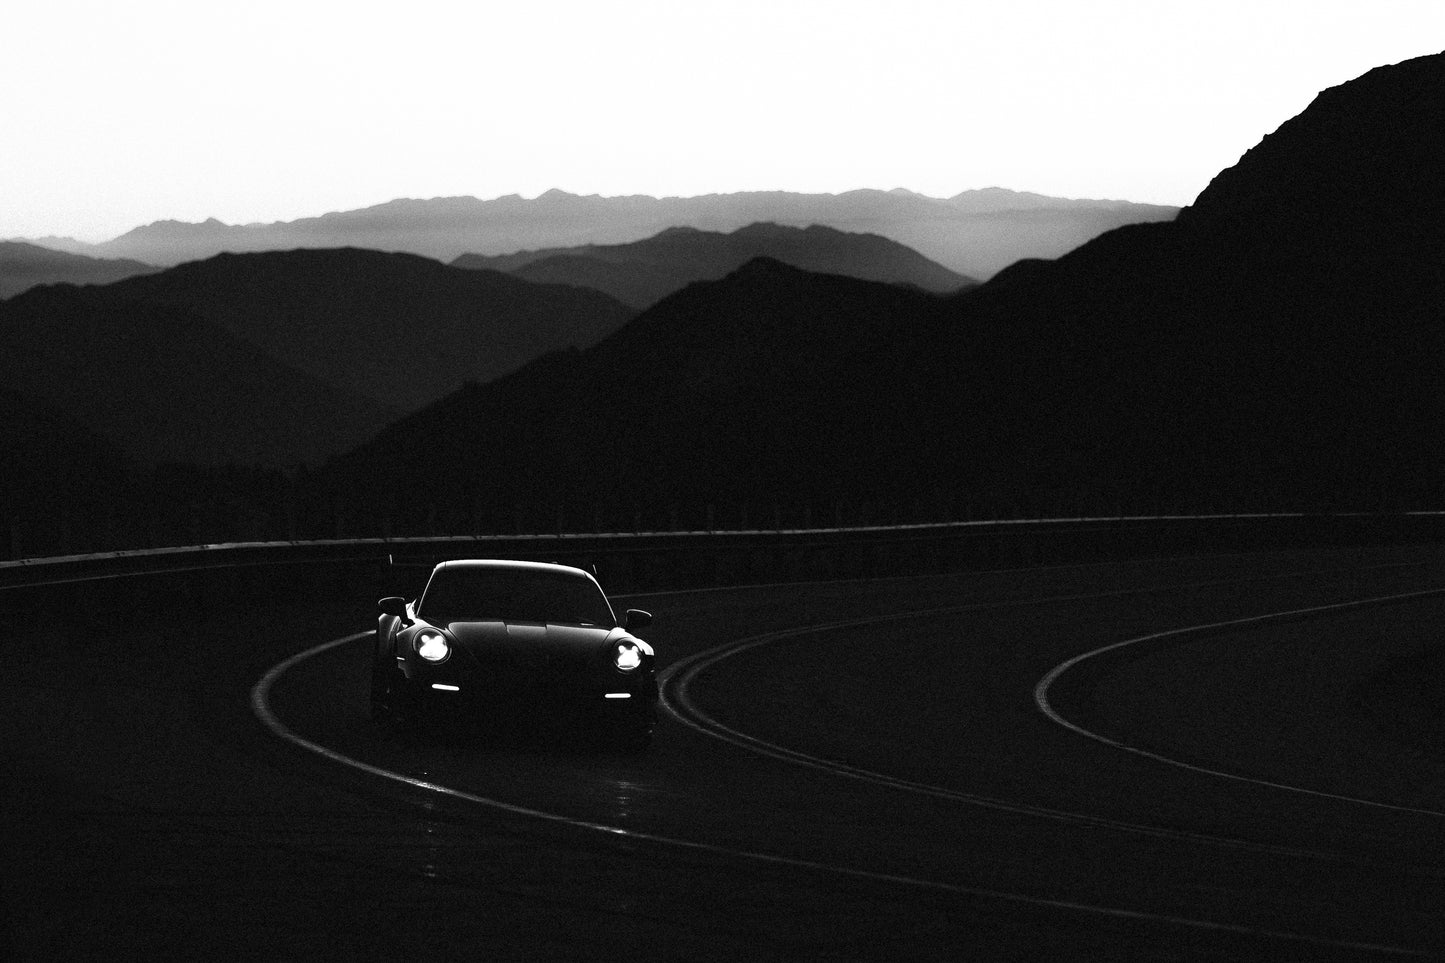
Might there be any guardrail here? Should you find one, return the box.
[4,512,1443,595]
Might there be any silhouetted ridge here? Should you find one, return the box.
[728,255,796,278]
[325,260,948,528]
[0,247,634,466]
[31,189,1176,279]
[314,50,1445,530]
[12,51,1442,551]
[1174,52,1445,294]
[978,257,1052,292]
[1185,53,1445,225]
[38,247,636,413]
[0,292,395,467]
[936,51,1445,506]
[0,241,157,299]
[452,222,973,308]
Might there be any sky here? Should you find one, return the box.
[3,0,1443,241]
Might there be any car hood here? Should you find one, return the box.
[443,620,617,651]
[437,620,649,672]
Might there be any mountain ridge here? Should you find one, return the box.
[326,255,952,529]
[12,247,637,413]
[19,188,1178,280]
[0,287,397,468]
[451,222,975,308]
[315,51,1445,527]
[0,241,158,299]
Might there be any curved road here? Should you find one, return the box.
[6,546,1445,959]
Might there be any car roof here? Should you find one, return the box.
[433,559,592,578]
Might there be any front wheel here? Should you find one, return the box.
[371,646,424,727]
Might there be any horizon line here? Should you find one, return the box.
[7,185,1185,246]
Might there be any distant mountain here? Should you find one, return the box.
[23,188,1178,280]
[0,286,396,468]
[943,187,1151,213]
[316,51,1445,527]
[0,241,157,299]
[49,248,637,412]
[322,258,951,527]
[451,222,976,308]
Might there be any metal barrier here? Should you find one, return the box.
[4,513,1442,595]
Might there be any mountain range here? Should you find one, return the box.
[318,51,1445,528]
[0,241,157,299]
[21,188,1177,281]
[322,257,949,530]
[0,248,635,466]
[6,51,1441,553]
[1,284,393,469]
[451,222,976,308]
[0,220,974,476]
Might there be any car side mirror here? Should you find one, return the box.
[624,609,652,630]
[378,597,408,619]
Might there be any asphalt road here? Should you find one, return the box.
[5,545,1445,960]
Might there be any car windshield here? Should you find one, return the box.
[419,567,616,626]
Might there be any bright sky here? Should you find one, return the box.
[3,0,1442,241]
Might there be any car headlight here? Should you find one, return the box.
[614,641,642,673]
[415,631,450,663]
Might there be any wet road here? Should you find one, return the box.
[7,546,1445,959]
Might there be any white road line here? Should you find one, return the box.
[660,616,1352,864]
[659,571,1445,855]
[250,632,1429,956]
[1034,586,1445,818]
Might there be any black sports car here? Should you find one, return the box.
[371,559,656,748]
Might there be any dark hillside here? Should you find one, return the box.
[0,242,157,299]
[70,248,636,411]
[453,223,975,308]
[315,51,1445,530]
[61,189,1176,280]
[1183,53,1445,231]
[324,260,950,529]
[0,388,140,554]
[0,290,396,467]
[930,51,1445,507]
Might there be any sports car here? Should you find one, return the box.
[370,559,656,748]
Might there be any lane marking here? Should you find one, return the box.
[1034,587,1445,818]
[252,635,1427,956]
[251,580,1441,956]
[660,569,1445,856]
[658,587,1396,865]
[660,616,1352,863]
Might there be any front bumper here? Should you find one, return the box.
[400,654,657,718]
